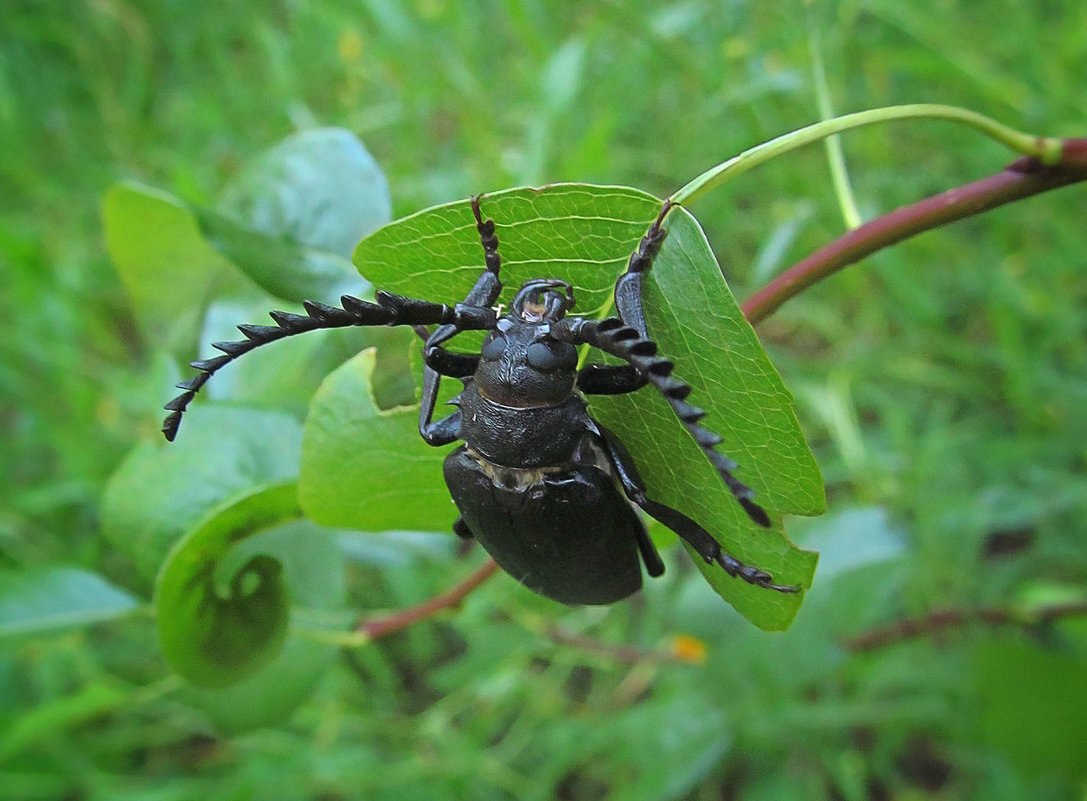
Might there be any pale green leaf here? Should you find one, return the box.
[102,181,232,353]
[0,567,139,639]
[299,349,451,532]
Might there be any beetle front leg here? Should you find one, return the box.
[592,421,797,594]
[614,198,673,338]
[412,195,506,432]
[420,195,506,359]
[417,366,462,446]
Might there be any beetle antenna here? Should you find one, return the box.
[552,316,772,527]
[162,291,487,441]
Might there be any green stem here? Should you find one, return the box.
[807,14,862,229]
[672,104,1062,207]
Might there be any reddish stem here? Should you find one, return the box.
[356,558,500,639]
[741,143,1087,324]
[843,600,1087,652]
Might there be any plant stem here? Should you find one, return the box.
[543,627,678,663]
[354,558,500,641]
[673,104,1062,207]
[843,600,1087,652]
[741,150,1087,324]
[807,14,862,229]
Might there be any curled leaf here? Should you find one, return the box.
[155,482,302,688]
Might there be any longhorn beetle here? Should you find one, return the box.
[163,197,796,604]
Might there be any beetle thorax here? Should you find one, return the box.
[474,318,578,407]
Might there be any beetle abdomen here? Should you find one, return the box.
[443,447,645,605]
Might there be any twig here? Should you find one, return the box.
[843,600,1087,652]
[741,143,1087,325]
[355,558,500,640]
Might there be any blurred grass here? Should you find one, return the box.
[1,1,1085,799]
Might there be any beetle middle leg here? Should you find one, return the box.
[554,314,771,527]
[592,421,797,593]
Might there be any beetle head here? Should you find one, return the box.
[511,280,576,323]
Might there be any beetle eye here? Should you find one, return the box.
[482,334,507,361]
[526,341,577,371]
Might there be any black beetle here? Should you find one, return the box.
[163,197,796,604]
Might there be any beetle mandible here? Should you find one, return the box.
[163,197,796,604]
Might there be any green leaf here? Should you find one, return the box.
[106,130,390,328]
[606,695,732,801]
[186,632,338,734]
[329,183,822,628]
[299,349,451,532]
[590,207,820,628]
[100,407,303,583]
[973,636,1087,778]
[193,207,358,304]
[0,567,139,639]
[218,128,392,259]
[102,181,233,353]
[598,206,825,513]
[155,482,302,688]
[201,128,392,303]
[0,681,132,762]
[355,183,663,316]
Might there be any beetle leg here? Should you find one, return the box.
[417,365,463,446]
[630,512,665,578]
[419,195,507,357]
[452,517,475,540]
[613,198,673,338]
[472,194,504,281]
[409,325,480,377]
[592,422,797,594]
[552,316,771,528]
[576,363,645,395]
[410,195,508,431]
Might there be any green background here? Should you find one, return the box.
[2,1,1085,799]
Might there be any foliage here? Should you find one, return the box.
[2,2,1085,800]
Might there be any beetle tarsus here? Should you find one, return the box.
[471,194,502,274]
[594,421,790,593]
